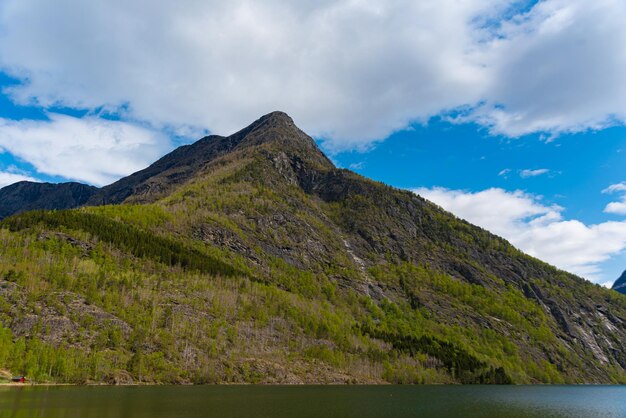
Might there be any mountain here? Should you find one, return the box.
[0,111,625,384]
[613,270,626,294]
[87,111,333,206]
[0,112,332,216]
[0,181,97,219]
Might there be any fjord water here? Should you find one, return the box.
[2,386,626,418]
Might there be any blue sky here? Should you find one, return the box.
[1,0,626,284]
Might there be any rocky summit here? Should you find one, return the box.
[0,111,625,384]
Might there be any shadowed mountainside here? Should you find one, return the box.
[613,270,626,294]
[0,181,97,219]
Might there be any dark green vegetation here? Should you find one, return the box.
[0,112,625,384]
[2,211,242,278]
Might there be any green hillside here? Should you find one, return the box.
[0,112,625,384]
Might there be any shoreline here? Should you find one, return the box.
[2,382,625,387]
[0,382,76,386]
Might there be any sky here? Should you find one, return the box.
[0,0,625,284]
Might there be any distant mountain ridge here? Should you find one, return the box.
[0,181,97,219]
[613,270,626,294]
[0,111,625,385]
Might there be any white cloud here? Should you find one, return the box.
[413,187,626,281]
[466,0,626,138]
[498,168,511,177]
[0,0,624,150]
[0,171,38,188]
[604,201,626,216]
[519,168,550,178]
[349,162,365,170]
[603,182,626,194]
[603,182,626,215]
[0,0,492,148]
[0,114,171,186]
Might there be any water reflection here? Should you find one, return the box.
[1,385,625,418]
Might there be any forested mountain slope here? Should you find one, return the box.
[0,112,624,384]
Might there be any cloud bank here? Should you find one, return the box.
[0,114,170,186]
[0,0,625,150]
[413,187,626,281]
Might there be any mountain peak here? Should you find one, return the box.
[258,110,295,125]
[231,111,296,139]
[230,111,334,170]
[81,111,333,205]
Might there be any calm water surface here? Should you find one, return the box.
[1,385,625,418]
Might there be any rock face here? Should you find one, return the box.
[613,270,626,294]
[0,181,97,219]
[1,111,626,384]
